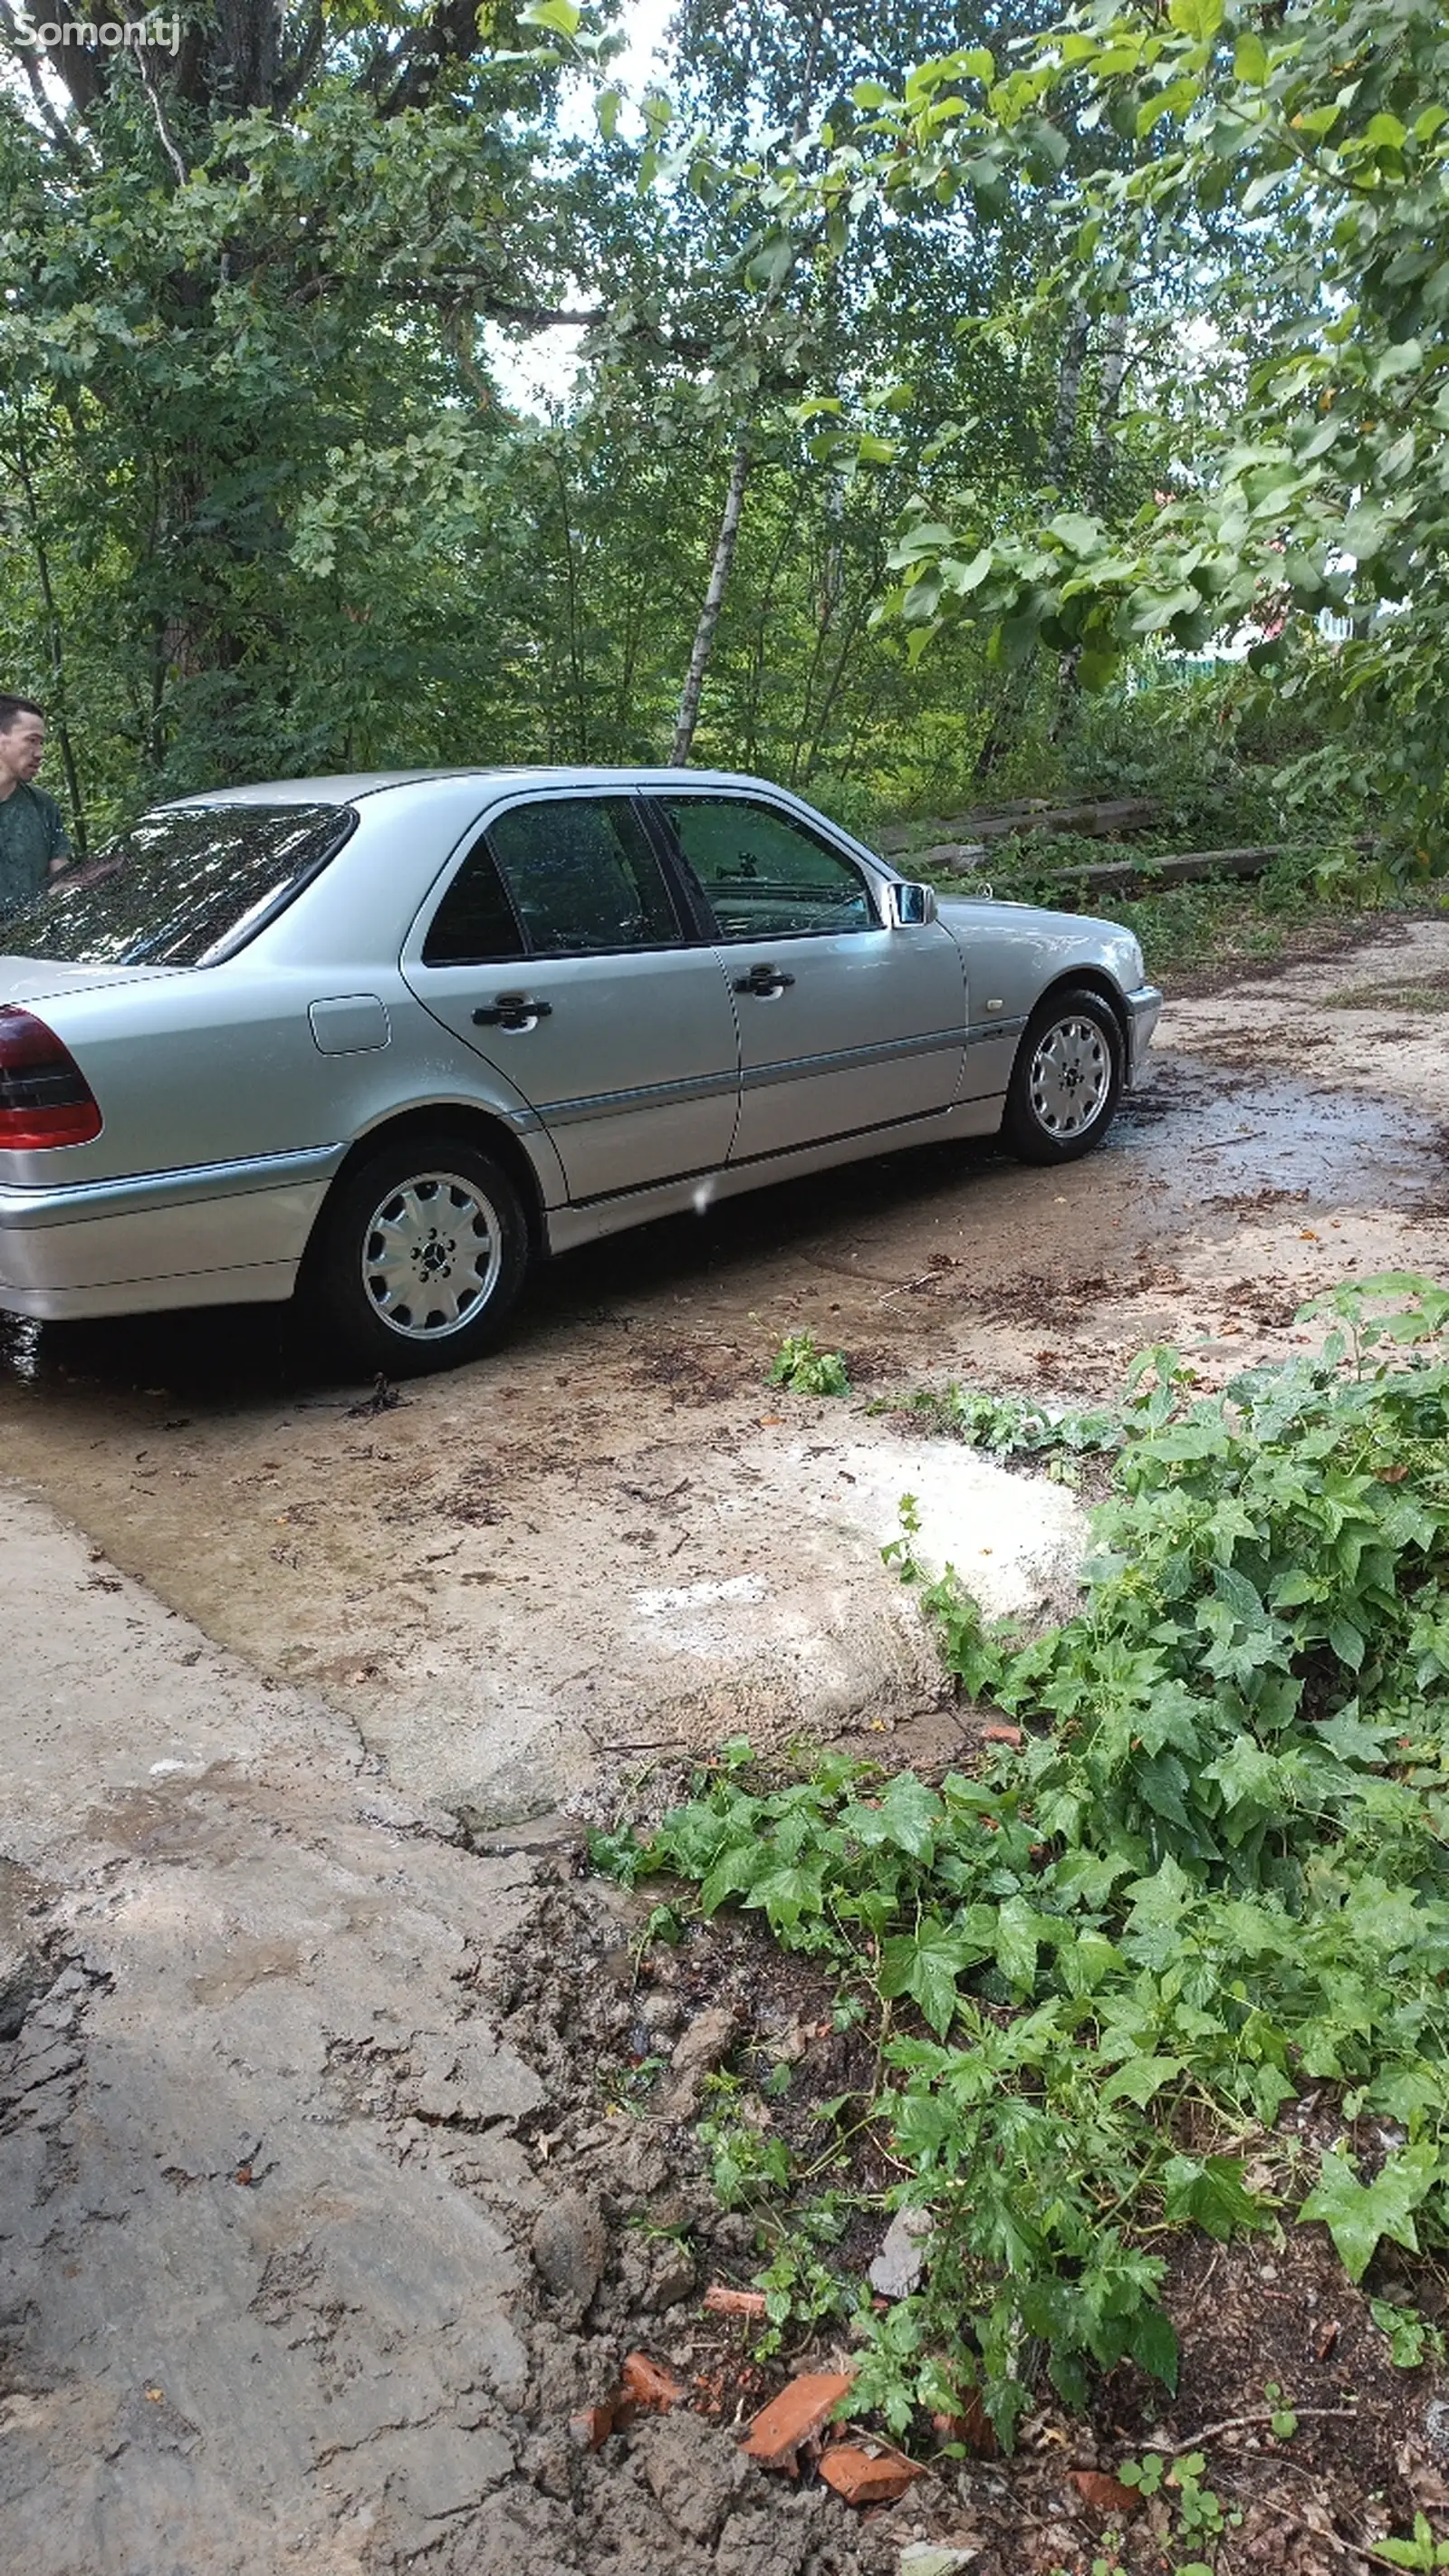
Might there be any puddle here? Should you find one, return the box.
[1116,1054,1434,1213]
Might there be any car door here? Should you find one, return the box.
[401,792,741,1201]
[650,793,967,1162]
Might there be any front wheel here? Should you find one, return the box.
[1002,986,1123,1165]
[301,1131,529,1375]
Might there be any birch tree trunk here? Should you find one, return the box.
[1053,310,1131,738]
[1089,311,1129,504]
[1048,303,1090,488]
[669,429,752,767]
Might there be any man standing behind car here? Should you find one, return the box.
[0,696,72,918]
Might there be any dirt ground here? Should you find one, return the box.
[5,914,1449,2575]
[0,914,1447,1823]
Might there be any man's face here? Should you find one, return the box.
[0,715,45,786]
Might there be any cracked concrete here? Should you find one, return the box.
[0,1490,544,2572]
[0,1493,898,2575]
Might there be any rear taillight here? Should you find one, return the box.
[0,1007,102,1149]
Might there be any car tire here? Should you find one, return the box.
[1002,985,1124,1165]
[301,1130,529,1376]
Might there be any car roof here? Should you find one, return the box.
[158,767,788,809]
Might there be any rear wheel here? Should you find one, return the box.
[302,1131,529,1375]
[1002,986,1123,1164]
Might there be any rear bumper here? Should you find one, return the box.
[0,1143,342,1321]
[1122,984,1163,1085]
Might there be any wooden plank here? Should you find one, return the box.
[879,795,1157,854]
[924,841,1286,891]
[1058,844,1283,898]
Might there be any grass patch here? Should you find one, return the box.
[1322,979,1449,1013]
[595,1279,1449,2450]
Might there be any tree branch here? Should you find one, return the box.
[0,0,87,159]
[133,43,187,187]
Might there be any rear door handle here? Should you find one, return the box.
[734,965,795,997]
[473,993,552,1030]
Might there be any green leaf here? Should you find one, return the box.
[994,1892,1043,1994]
[874,1773,942,1860]
[1233,30,1269,83]
[1162,2153,1271,2242]
[879,1919,974,2036]
[1128,2305,1179,2390]
[1099,2052,1184,2110]
[1300,2143,1440,2283]
[518,0,581,32]
[1167,0,1223,36]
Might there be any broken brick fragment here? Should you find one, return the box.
[1070,2467,1140,2518]
[981,1724,1022,1747]
[621,2352,684,2413]
[931,2392,999,2456]
[743,2371,854,2470]
[819,2446,921,2505]
[703,2284,768,2318]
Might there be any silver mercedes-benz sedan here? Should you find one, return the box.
[0,769,1161,1372]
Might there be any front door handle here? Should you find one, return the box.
[734,965,796,997]
[473,993,553,1031]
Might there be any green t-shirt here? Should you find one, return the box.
[0,782,72,923]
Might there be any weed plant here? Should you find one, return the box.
[595,1281,1449,2446]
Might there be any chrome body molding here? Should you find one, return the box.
[546,1090,1008,1252]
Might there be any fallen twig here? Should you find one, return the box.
[1166,2402,1360,2452]
[876,1269,949,1304]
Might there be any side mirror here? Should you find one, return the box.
[887,879,938,928]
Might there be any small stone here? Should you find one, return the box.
[647,2246,697,2310]
[531,2188,608,2320]
[665,2004,741,2111]
[1425,2397,1449,2463]
[868,2207,934,2301]
[638,1990,682,2038]
[819,2446,920,2505]
[899,2546,981,2575]
[743,2371,853,2470]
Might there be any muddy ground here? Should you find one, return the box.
[1,915,1447,1819]
[5,914,1449,2573]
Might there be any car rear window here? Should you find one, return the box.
[0,803,355,968]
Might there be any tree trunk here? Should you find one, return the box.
[1047,303,1090,488]
[6,402,88,855]
[976,303,1092,782]
[1089,312,1129,505]
[669,430,751,767]
[1054,312,1131,741]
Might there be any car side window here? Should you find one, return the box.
[661,797,878,940]
[421,832,527,966]
[487,797,683,956]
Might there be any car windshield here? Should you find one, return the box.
[0,802,353,968]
